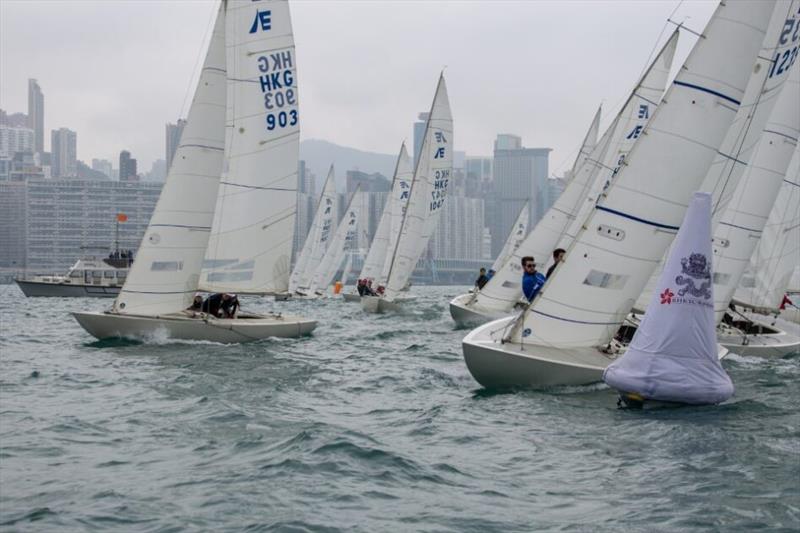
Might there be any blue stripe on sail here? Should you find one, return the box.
[719,221,762,234]
[531,308,624,326]
[151,224,212,230]
[673,80,741,106]
[596,206,680,231]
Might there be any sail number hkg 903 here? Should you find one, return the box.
[256,50,298,131]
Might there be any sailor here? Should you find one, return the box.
[486,269,495,282]
[546,248,566,279]
[185,294,204,317]
[357,279,366,296]
[475,268,489,289]
[202,293,225,317]
[521,256,546,302]
[220,294,240,318]
[365,280,377,296]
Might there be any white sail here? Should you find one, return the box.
[635,2,800,310]
[712,64,799,321]
[471,30,678,314]
[735,148,800,310]
[603,192,734,405]
[288,166,337,294]
[113,5,227,316]
[202,0,300,294]
[359,144,412,283]
[309,187,366,294]
[384,74,453,301]
[506,1,776,349]
[565,105,602,182]
[490,201,530,273]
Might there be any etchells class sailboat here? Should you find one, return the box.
[74,0,316,343]
[362,73,453,313]
[450,29,679,328]
[462,1,777,387]
[604,192,734,406]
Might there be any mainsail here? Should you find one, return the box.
[114,5,227,316]
[471,29,678,314]
[734,148,800,311]
[490,201,530,274]
[711,64,799,321]
[309,187,366,294]
[383,74,453,301]
[506,1,777,349]
[358,144,412,283]
[288,166,337,294]
[202,0,300,294]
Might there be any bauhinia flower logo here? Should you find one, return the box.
[660,288,674,305]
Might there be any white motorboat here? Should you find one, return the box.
[462,1,779,387]
[17,255,130,298]
[718,310,800,357]
[74,0,316,343]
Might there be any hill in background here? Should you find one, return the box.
[299,139,398,190]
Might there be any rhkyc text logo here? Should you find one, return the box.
[250,10,272,33]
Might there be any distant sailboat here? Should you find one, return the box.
[288,166,338,297]
[362,73,453,313]
[603,192,734,406]
[490,201,530,276]
[451,30,679,327]
[74,0,316,342]
[462,1,776,387]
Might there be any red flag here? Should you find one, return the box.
[116,213,128,222]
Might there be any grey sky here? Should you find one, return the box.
[1,0,717,175]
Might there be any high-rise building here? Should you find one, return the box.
[91,158,114,179]
[0,181,28,270]
[429,195,486,261]
[119,150,138,181]
[27,79,44,154]
[292,160,317,262]
[165,119,186,173]
[413,112,430,163]
[0,125,34,159]
[0,109,28,128]
[345,169,390,193]
[491,136,550,257]
[51,128,77,178]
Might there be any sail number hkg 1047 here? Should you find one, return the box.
[430,169,450,212]
[256,50,298,131]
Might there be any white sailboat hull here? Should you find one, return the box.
[361,296,401,314]
[463,316,729,388]
[717,312,800,357]
[16,280,121,298]
[73,311,316,343]
[449,292,510,327]
[342,292,361,303]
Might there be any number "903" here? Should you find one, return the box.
[266,110,298,131]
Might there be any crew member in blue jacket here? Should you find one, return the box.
[521,256,546,302]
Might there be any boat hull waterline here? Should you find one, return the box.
[16,280,121,298]
[73,311,316,343]
[462,316,729,388]
[449,292,511,328]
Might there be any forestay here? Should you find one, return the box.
[310,187,367,294]
[114,5,227,316]
[473,30,678,314]
[288,166,338,294]
[359,144,412,283]
[635,2,800,310]
[603,193,734,405]
[490,202,530,274]
[202,0,300,294]
[735,148,800,310]
[507,1,776,349]
[384,74,453,301]
[711,64,799,321]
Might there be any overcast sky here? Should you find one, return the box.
[1,0,717,175]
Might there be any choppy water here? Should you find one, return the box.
[1,284,798,532]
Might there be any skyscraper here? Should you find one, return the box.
[50,128,77,178]
[119,150,138,181]
[165,119,186,172]
[27,79,44,154]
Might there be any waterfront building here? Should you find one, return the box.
[292,161,317,261]
[0,181,27,270]
[27,80,45,154]
[165,120,186,172]
[0,109,29,128]
[91,159,113,179]
[119,150,138,181]
[429,195,486,262]
[51,128,77,178]
[0,124,34,159]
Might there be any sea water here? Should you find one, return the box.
[1,284,798,531]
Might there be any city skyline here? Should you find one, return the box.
[0,0,716,172]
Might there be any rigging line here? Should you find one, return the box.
[180,2,218,120]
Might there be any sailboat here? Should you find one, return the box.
[462,1,777,387]
[720,147,800,356]
[288,166,338,297]
[490,201,530,278]
[362,73,453,313]
[604,192,734,406]
[343,143,413,302]
[308,186,366,296]
[451,30,679,328]
[74,0,317,343]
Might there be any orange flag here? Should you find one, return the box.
[116,213,128,222]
